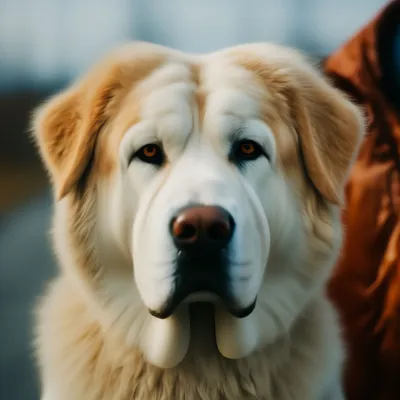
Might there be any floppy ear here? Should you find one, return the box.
[32,78,116,200]
[32,46,165,200]
[289,70,365,204]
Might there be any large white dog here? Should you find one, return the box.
[33,42,364,399]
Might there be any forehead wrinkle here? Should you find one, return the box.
[105,69,197,169]
[156,117,192,158]
[202,89,260,146]
[134,61,195,101]
[92,55,168,177]
[204,52,303,180]
[227,55,299,153]
[201,58,262,133]
[138,61,199,138]
[109,56,197,136]
[151,96,195,156]
[190,62,206,129]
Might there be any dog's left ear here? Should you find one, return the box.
[289,68,365,204]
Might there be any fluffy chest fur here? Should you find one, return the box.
[38,277,342,400]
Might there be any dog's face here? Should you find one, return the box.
[33,42,363,368]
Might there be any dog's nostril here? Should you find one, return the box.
[208,221,231,241]
[176,223,197,240]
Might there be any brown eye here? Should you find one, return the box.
[240,142,256,155]
[232,139,265,163]
[143,145,158,158]
[133,143,165,166]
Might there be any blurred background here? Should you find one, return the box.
[0,0,389,398]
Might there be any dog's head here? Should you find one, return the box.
[33,42,363,368]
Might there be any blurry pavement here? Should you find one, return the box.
[0,193,55,400]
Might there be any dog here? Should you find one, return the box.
[32,42,364,399]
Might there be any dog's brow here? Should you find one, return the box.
[228,126,247,143]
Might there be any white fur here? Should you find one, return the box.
[101,63,279,366]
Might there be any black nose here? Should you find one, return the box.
[170,205,235,252]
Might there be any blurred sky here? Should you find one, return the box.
[0,0,388,92]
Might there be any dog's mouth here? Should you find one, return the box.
[148,250,257,319]
[149,293,256,319]
[139,252,260,369]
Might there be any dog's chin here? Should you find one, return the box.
[139,292,260,369]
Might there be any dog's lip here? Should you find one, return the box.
[148,252,257,319]
[148,291,257,320]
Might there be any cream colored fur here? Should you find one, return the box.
[32,42,364,399]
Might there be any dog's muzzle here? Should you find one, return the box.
[148,205,257,319]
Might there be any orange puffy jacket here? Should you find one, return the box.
[324,1,400,399]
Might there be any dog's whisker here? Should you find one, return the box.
[228,260,252,268]
[229,275,251,282]
[152,259,177,267]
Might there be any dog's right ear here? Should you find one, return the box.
[32,72,119,200]
[33,88,84,199]
[32,47,165,200]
